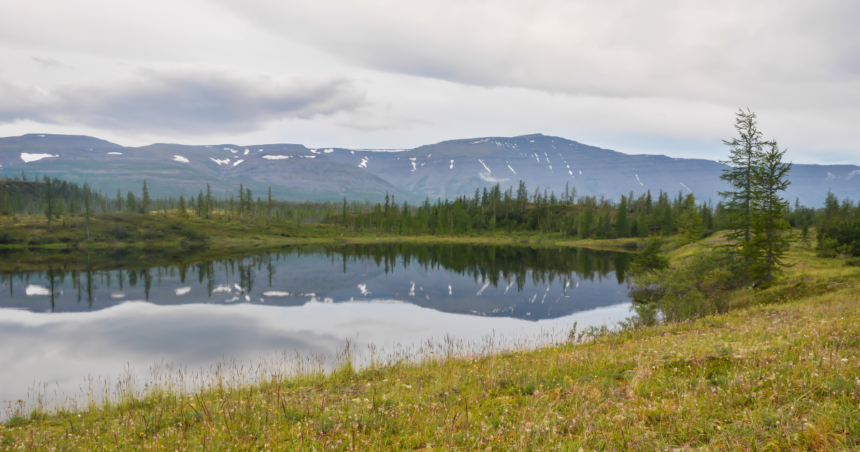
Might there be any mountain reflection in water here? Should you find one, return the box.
[1,244,631,321]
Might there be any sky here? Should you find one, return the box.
[0,0,858,164]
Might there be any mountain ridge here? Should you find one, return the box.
[1,133,857,206]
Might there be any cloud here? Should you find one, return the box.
[335,113,432,132]
[217,0,860,109]
[31,57,67,69]
[0,68,367,135]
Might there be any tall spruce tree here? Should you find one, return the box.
[83,182,92,240]
[206,184,213,220]
[44,176,54,231]
[748,142,792,284]
[141,180,150,214]
[679,193,703,245]
[719,109,766,249]
[615,195,629,237]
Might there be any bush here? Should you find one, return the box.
[629,248,746,323]
[0,231,15,244]
[109,225,133,240]
[26,235,58,245]
[629,239,669,275]
[845,257,860,267]
[817,220,860,257]
[140,229,165,240]
[179,226,208,242]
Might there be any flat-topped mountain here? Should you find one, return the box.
[1,133,857,205]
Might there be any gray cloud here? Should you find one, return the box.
[217,0,860,109]
[0,68,367,135]
[31,56,67,69]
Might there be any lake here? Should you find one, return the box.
[0,243,633,409]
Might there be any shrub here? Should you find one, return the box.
[109,225,133,240]
[845,257,860,267]
[0,231,15,244]
[179,226,209,242]
[629,239,669,275]
[140,229,165,240]
[629,248,746,323]
[817,220,860,257]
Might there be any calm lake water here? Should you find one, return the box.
[0,244,633,407]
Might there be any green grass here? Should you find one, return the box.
[2,239,859,450]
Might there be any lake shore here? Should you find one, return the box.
[2,235,858,450]
[0,212,646,271]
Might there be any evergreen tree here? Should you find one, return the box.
[83,183,92,240]
[197,190,205,217]
[615,195,629,237]
[141,180,150,213]
[178,195,186,216]
[44,176,53,231]
[748,142,793,284]
[115,189,123,211]
[206,184,213,220]
[126,191,137,213]
[679,193,703,244]
[719,109,766,249]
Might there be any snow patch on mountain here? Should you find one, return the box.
[233,159,244,167]
[262,155,290,160]
[107,152,123,155]
[21,153,57,163]
[210,157,231,165]
[173,155,189,163]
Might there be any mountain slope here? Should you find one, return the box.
[1,133,857,205]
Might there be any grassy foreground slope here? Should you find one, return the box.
[2,240,859,450]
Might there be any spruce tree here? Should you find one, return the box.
[748,142,792,284]
[679,193,703,245]
[615,195,629,237]
[206,184,213,220]
[141,180,150,214]
[83,183,92,240]
[44,176,53,231]
[719,109,766,249]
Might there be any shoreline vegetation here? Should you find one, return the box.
[2,229,859,449]
[0,211,647,271]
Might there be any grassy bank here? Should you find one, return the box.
[2,239,858,450]
[0,213,645,270]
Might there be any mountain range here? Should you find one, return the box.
[1,133,858,206]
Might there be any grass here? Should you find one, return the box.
[1,237,859,450]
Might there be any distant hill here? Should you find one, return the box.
[1,133,857,206]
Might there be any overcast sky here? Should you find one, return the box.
[0,0,858,164]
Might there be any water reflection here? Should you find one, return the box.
[1,244,630,320]
[0,244,633,408]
